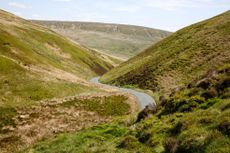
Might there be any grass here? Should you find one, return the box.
[101,10,230,94]
[26,124,130,153]
[25,123,154,153]
[2,9,230,153]
[0,94,133,153]
[0,9,115,107]
[27,66,230,153]
[0,23,112,78]
[0,107,17,132]
[0,10,118,152]
[0,56,96,107]
[60,95,130,116]
[33,20,171,59]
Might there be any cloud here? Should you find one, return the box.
[8,2,28,9]
[143,0,230,11]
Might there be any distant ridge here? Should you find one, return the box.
[32,20,171,59]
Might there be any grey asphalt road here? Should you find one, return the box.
[90,77,156,110]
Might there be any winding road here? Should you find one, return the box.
[90,77,156,109]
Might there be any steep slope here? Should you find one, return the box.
[0,9,116,107]
[0,10,113,78]
[101,11,230,93]
[32,20,171,60]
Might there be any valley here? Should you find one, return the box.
[0,9,140,153]
[0,6,230,153]
[33,20,171,60]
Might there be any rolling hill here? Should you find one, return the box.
[101,11,230,94]
[32,20,171,60]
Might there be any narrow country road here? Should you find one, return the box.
[90,77,156,109]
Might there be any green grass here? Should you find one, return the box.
[0,23,112,78]
[0,9,115,107]
[28,98,230,153]
[27,66,230,153]
[0,107,17,132]
[25,123,154,153]
[0,56,96,107]
[101,11,230,94]
[60,95,130,116]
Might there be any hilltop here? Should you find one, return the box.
[32,20,171,60]
[101,11,230,94]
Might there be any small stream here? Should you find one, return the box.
[90,77,156,109]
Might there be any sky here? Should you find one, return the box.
[0,0,229,31]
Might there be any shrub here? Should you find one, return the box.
[217,77,230,91]
[170,121,183,135]
[201,87,218,99]
[163,137,178,153]
[117,135,139,150]
[200,98,220,110]
[218,120,230,136]
[220,101,230,111]
[196,79,211,89]
[177,128,209,153]
[159,96,167,106]
[137,131,151,144]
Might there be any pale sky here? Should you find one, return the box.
[0,0,229,31]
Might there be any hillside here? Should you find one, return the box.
[32,20,171,60]
[0,9,117,106]
[101,11,230,94]
[28,65,230,153]
[0,10,136,153]
[27,11,230,153]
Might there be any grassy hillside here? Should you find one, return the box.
[26,66,230,153]
[0,10,137,153]
[32,20,171,59]
[0,9,115,107]
[101,11,230,94]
